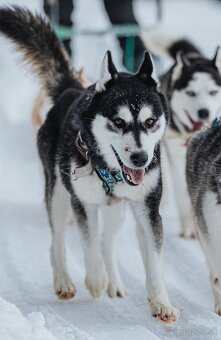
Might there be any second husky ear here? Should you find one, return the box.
[95,51,118,92]
[171,52,189,84]
[213,46,221,74]
[136,51,159,87]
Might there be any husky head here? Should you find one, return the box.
[83,51,167,186]
[170,48,221,131]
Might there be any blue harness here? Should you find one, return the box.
[95,168,123,195]
[212,117,220,127]
[198,117,221,142]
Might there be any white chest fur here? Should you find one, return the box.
[164,127,190,169]
[72,169,106,204]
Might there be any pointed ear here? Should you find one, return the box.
[95,51,118,92]
[213,46,221,74]
[136,51,159,87]
[172,52,191,83]
[171,52,190,83]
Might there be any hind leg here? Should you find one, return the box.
[165,139,196,238]
[199,229,221,315]
[171,152,196,238]
[207,258,221,315]
[199,190,221,315]
[101,200,127,298]
[48,174,76,300]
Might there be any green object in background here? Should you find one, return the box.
[125,36,135,72]
[55,23,160,73]
[55,25,72,41]
[54,0,163,72]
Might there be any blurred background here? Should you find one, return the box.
[1,1,221,339]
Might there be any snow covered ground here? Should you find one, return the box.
[0,0,221,339]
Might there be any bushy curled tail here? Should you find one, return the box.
[0,6,83,102]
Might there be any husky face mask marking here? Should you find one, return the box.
[170,49,221,131]
[90,52,167,186]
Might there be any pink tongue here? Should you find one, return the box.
[123,166,145,185]
[193,121,204,132]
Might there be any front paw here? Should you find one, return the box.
[149,299,180,323]
[179,228,196,239]
[54,273,76,300]
[215,304,221,316]
[107,281,127,298]
[85,264,108,299]
[180,217,197,238]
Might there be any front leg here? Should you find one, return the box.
[101,200,127,298]
[130,188,179,323]
[72,198,108,298]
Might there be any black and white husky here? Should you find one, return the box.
[0,8,179,322]
[186,123,221,315]
[144,33,221,237]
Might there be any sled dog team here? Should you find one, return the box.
[1,7,221,323]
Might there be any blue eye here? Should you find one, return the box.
[209,90,218,96]
[186,90,196,97]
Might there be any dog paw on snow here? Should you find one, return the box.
[54,273,76,300]
[179,228,196,239]
[149,299,180,323]
[107,281,127,298]
[215,304,221,316]
[180,218,197,239]
[85,264,108,299]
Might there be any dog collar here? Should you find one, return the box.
[73,132,123,194]
[212,117,221,127]
[72,131,93,180]
[95,168,123,195]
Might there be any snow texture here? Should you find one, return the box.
[0,0,221,339]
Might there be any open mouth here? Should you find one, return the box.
[111,146,145,186]
[185,110,205,132]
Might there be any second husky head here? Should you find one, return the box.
[81,51,168,186]
[170,48,221,131]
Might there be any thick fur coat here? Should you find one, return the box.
[0,7,179,322]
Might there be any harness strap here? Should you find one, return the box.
[72,131,93,180]
[75,131,89,160]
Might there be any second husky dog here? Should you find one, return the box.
[144,33,221,237]
[187,121,221,315]
[0,8,179,322]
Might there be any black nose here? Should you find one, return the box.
[130,151,148,167]
[198,109,209,120]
